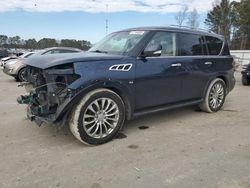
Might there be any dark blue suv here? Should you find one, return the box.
[18,27,236,145]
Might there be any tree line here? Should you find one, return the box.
[175,0,250,50]
[205,0,250,50]
[0,35,92,51]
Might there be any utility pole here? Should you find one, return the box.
[105,4,109,35]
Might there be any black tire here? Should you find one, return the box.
[17,67,27,82]
[14,76,20,81]
[241,76,250,86]
[69,89,125,145]
[199,78,226,113]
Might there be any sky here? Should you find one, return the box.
[0,0,216,43]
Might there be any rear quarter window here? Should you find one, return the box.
[177,33,205,56]
[205,36,223,55]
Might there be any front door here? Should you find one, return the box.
[135,31,184,110]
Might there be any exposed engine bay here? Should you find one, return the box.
[17,64,80,126]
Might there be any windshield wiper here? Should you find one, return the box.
[90,50,108,54]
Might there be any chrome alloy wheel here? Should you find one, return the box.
[83,98,119,139]
[209,83,224,109]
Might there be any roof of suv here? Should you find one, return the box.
[120,26,224,40]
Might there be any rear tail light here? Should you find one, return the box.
[232,59,237,71]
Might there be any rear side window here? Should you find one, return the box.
[177,33,205,56]
[205,36,223,55]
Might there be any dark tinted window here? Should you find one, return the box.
[177,33,204,56]
[59,49,80,53]
[205,36,223,55]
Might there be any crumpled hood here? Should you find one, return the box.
[23,51,124,69]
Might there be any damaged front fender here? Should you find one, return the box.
[17,64,80,126]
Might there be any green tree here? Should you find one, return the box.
[80,40,92,50]
[25,38,37,49]
[37,38,58,49]
[236,0,250,49]
[0,35,8,46]
[205,0,237,43]
[8,36,21,48]
[60,39,91,50]
[0,34,91,50]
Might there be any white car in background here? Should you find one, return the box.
[3,47,82,81]
[0,52,34,68]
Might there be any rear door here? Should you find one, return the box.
[176,33,211,101]
[202,36,231,72]
[177,34,227,101]
[177,33,209,101]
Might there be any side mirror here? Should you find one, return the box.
[142,44,162,57]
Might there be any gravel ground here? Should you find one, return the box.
[0,70,249,188]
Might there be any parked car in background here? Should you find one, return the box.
[2,52,35,81]
[3,47,82,81]
[0,49,9,59]
[1,52,34,68]
[241,63,250,85]
[18,27,236,145]
[1,56,16,67]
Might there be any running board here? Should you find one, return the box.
[133,99,203,118]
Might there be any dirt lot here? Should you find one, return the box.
[0,70,249,188]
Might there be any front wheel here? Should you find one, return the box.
[199,78,226,113]
[69,89,125,145]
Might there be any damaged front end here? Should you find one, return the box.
[17,64,80,126]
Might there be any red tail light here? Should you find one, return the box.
[232,59,237,71]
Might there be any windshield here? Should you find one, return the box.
[89,30,147,55]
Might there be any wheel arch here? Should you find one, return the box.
[216,75,229,94]
[102,85,133,120]
[55,80,134,124]
[217,75,228,87]
[16,64,26,75]
[202,74,229,100]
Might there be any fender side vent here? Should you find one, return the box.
[109,64,132,71]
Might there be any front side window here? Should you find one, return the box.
[51,50,61,54]
[89,31,147,55]
[145,31,177,56]
[205,36,223,55]
[177,33,204,56]
[58,49,79,53]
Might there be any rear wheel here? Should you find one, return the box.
[199,78,226,113]
[69,89,125,145]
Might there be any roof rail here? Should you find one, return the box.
[169,25,216,34]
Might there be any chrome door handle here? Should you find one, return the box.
[171,63,182,67]
[204,62,213,65]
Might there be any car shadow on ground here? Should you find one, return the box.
[36,105,199,147]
